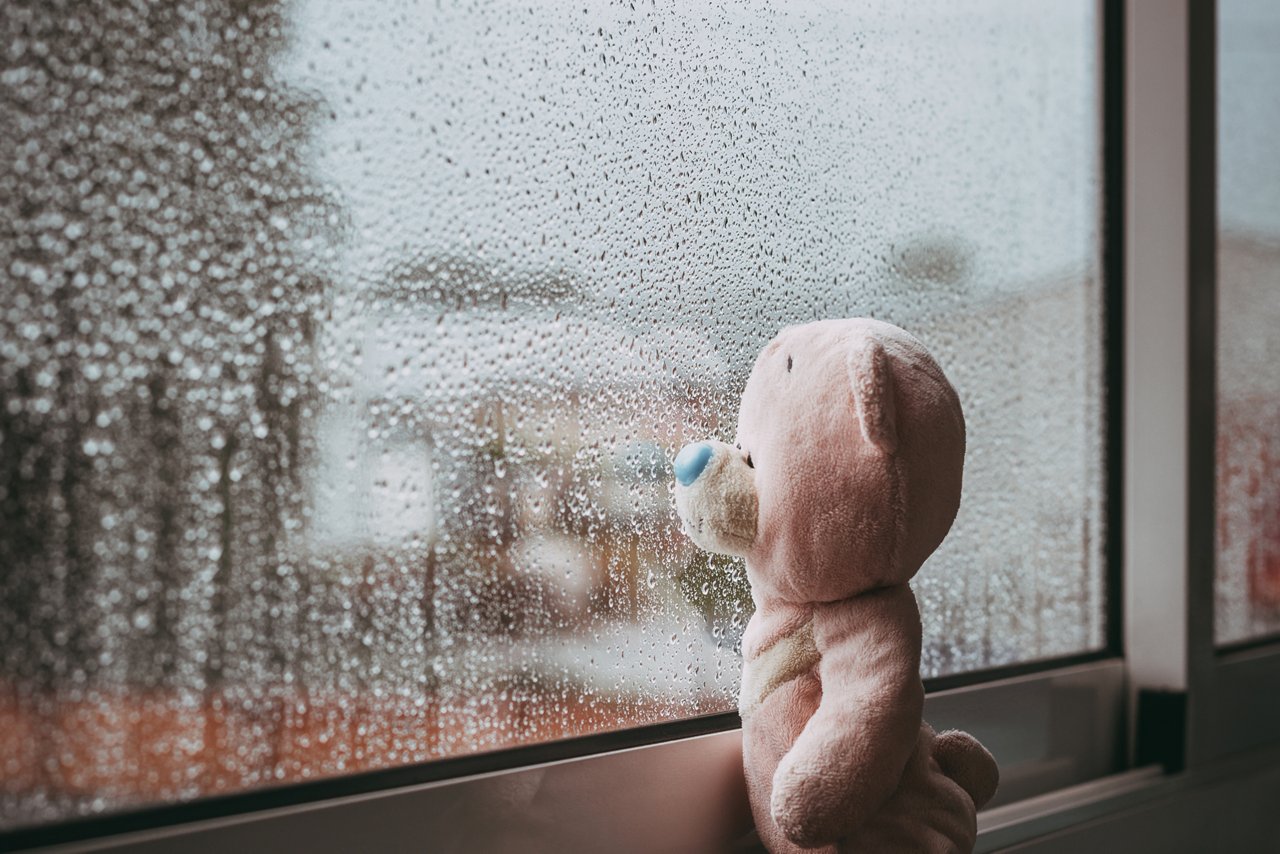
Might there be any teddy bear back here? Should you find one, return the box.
[736,318,964,604]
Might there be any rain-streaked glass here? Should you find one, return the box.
[1216,0,1280,646]
[0,0,1104,830]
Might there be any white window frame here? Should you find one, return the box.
[12,1,1280,851]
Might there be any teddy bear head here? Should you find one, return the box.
[674,318,964,604]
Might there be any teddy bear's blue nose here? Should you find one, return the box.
[674,442,714,486]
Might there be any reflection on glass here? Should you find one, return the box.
[1216,0,1280,645]
[0,0,1102,830]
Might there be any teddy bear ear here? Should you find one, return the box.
[847,338,899,455]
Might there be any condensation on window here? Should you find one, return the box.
[1216,0,1280,646]
[0,0,1103,830]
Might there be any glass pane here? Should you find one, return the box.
[1216,0,1280,645]
[0,0,1103,830]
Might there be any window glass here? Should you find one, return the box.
[0,0,1102,830]
[1216,0,1280,645]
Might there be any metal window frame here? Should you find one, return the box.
[1122,0,1280,776]
[11,0,1280,851]
[1186,0,1280,769]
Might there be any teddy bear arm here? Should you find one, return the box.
[769,589,924,847]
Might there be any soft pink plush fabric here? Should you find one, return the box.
[674,318,998,852]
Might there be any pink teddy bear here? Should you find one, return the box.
[673,318,998,852]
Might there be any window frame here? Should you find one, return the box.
[7,0,1280,850]
[1186,0,1280,768]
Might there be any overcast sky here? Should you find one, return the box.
[284,0,1099,309]
[1220,0,1280,237]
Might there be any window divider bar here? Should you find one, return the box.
[1103,0,1128,665]
[1185,0,1219,769]
[1123,0,1193,713]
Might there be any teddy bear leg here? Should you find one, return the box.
[838,729,978,854]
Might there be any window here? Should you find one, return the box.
[1215,0,1280,646]
[10,1,1280,852]
[1,0,1107,835]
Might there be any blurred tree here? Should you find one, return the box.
[886,231,975,290]
[0,0,338,693]
[380,252,584,311]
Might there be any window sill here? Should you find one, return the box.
[18,660,1127,853]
